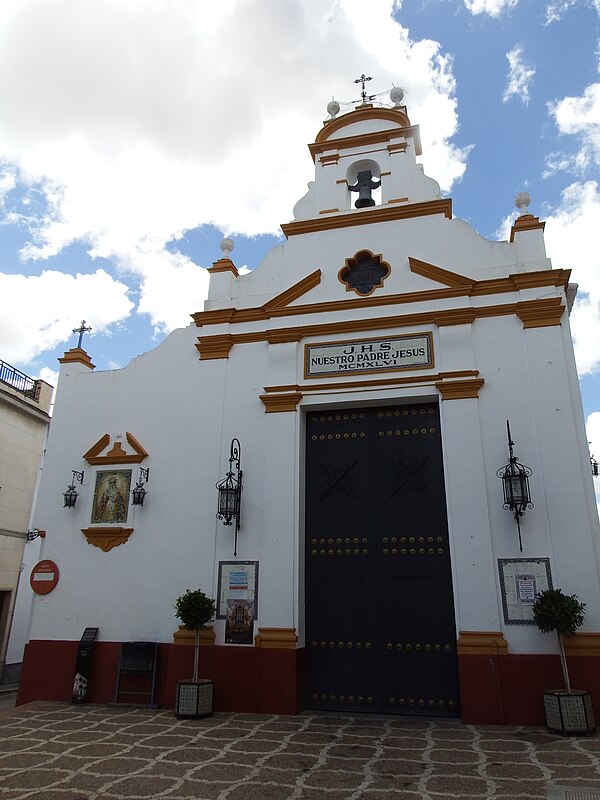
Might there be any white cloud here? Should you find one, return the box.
[503,45,535,106]
[0,269,134,364]
[545,0,600,24]
[545,0,577,23]
[549,82,600,172]
[0,0,469,360]
[544,181,600,375]
[464,0,518,16]
[135,249,210,334]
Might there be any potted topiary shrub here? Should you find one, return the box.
[532,588,595,735]
[174,588,216,718]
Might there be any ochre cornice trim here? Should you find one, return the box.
[191,308,237,325]
[563,632,600,657]
[435,378,484,400]
[173,624,216,647]
[457,631,509,655]
[259,370,483,412]
[254,627,298,649]
[192,267,570,330]
[510,214,546,242]
[280,199,452,239]
[408,257,475,288]
[314,106,411,144]
[264,370,479,396]
[83,432,148,465]
[58,348,95,370]
[433,309,477,326]
[264,269,322,311]
[83,434,110,460]
[195,334,235,360]
[259,392,304,413]
[516,297,564,328]
[196,298,566,359]
[81,527,134,552]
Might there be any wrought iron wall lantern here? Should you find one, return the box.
[132,467,150,506]
[63,470,84,508]
[216,438,243,556]
[591,453,599,478]
[497,421,532,552]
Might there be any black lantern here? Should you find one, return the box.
[591,455,599,478]
[63,470,84,508]
[132,467,149,506]
[497,421,532,552]
[216,438,243,555]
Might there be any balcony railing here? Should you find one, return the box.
[0,359,40,400]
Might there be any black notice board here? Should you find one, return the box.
[72,627,99,704]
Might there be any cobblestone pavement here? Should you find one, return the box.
[1,702,600,799]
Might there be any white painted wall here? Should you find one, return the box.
[10,105,600,667]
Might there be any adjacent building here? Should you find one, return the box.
[0,360,52,684]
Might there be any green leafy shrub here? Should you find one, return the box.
[532,589,585,637]
[532,588,585,691]
[175,589,216,631]
[174,589,216,681]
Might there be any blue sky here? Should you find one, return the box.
[0,0,599,494]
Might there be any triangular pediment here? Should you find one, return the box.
[83,432,148,465]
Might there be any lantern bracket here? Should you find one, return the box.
[496,421,532,552]
[216,438,243,556]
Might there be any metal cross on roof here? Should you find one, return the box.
[73,320,92,349]
[354,73,373,104]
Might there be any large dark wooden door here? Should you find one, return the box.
[305,403,460,716]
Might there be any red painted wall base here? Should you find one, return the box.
[17,640,304,715]
[18,640,600,725]
[458,653,600,726]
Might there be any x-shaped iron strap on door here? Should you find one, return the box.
[319,460,358,499]
[389,456,429,497]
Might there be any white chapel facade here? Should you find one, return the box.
[11,91,600,724]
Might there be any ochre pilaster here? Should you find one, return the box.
[196,334,235,360]
[208,258,239,276]
[173,624,216,646]
[436,378,484,400]
[516,298,564,328]
[58,348,95,369]
[564,632,600,657]
[509,214,546,242]
[259,392,303,413]
[254,627,298,649]
[457,632,509,655]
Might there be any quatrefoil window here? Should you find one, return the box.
[338,250,391,296]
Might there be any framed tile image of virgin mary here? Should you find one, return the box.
[91,470,132,524]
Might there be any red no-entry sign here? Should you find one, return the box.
[30,560,60,595]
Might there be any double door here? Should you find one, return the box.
[305,403,460,716]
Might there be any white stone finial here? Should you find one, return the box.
[515,191,531,216]
[220,237,234,257]
[327,98,340,119]
[390,86,405,106]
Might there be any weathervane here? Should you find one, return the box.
[73,320,92,349]
[354,73,374,104]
